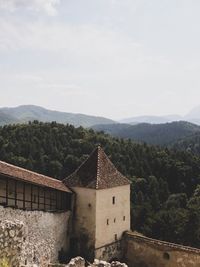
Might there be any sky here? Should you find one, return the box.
[1,0,200,120]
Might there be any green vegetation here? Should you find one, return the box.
[173,132,200,155]
[0,121,200,248]
[92,121,200,145]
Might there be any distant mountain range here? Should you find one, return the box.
[2,105,200,146]
[120,115,182,124]
[92,121,200,146]
[120,105,200,125]
[0,105,115,128]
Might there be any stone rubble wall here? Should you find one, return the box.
[0,220,24,267]
[0,206,71,267]
[95,240,123,261]
[49,257,128,267]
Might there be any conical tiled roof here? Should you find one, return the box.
[63,146,130,189]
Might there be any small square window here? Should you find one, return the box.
[112,196,115,204]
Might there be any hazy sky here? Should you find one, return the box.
[1,0,200,119]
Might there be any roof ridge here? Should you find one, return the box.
[99,148,131,184]
[96,145,101,189]
[0,160,62,184]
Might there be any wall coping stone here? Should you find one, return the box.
[125,231,200,254]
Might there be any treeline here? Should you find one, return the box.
[0,121,200,248]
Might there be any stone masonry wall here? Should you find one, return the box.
[0,220,24,266]
[0,206,71,267]
[123,231,200,267]
[95,240,123,262]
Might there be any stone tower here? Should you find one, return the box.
[64,146,131,261]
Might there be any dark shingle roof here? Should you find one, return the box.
[0,161,71,193]
[63,146,130,189]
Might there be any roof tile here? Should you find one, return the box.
[0,161,71,193]
[63,146,130,189]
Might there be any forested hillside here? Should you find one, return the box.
[92,121,200,145]
[0,121,200,248]
[0,105,115,127]
[173,133,200,155]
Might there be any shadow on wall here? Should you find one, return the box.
[69,233,95,262]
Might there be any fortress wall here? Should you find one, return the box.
[95,240,123,261]
[123,232,200,267]
[0,206,71,267]
[0,220,24,267]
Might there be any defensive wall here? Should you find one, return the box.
[123,231,200,267]
[94,239,123,261]
[0,206,71,267]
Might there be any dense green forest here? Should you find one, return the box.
[173,132,200,156]
[0,121,200,248]
[92,121,200,145]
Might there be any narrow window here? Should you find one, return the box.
[114,218,116,223]
[123,216,126,221]
[112,196,115,204]
[114,234,117,241]
[107,219,109,225]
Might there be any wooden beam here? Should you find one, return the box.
[23,182,25,210]
[50,190,52,210]
[6,177,8,206]
[31,184,33,210]
[38,186,40,210]
[61,192,63,210]
[56,190,58,210]
[44,187,46,211]
[15,180,17,207]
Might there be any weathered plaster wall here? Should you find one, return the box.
[71,185,130,261]
[95,185,130,248]
[70,187,96,259]
[0,206,71,267]
[124,232,200,267]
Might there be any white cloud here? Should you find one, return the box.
[0,0,60,16]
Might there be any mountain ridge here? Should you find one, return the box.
[0,105,115,128]
[120,105,200,125]
[92,121,200,146]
